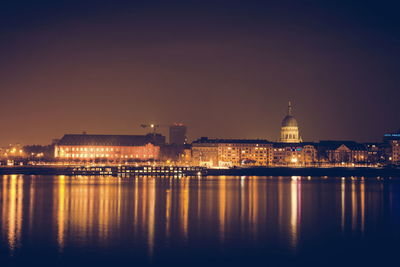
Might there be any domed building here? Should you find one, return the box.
[279,101,302,143]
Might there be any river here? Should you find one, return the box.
[0,175,399,266]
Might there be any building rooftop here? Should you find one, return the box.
[57,134,165,146]
[193,137,271,144]
[318,140,366,151]
[273,142,317,148]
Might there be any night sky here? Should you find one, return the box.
[1,0,399,146]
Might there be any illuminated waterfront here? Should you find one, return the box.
[0,175,399,266]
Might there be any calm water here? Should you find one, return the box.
[0,175,399,266]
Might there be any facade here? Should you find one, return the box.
[319,141,368,164]
[169,123,187,145]
[191,140,218,167]
[272,143,317,166]
[279,102,302,143]
[192,137,273,167]
[160,143,192,164]
[54,133,165,161]
[364,143,388,164]
[0,144,25,159]
[383,130,400,164]
[389,140,400,164]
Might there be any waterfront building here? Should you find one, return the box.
[180,144,192,165]
[383,130,400,164]
[0,144,25,159]
[160,144,192,164]
[169,123,187,145]
[191,137,273,167]
[318,141,368,164]
[279,101,302,143]
[54,133,165,161]
[364,143,389,164]
[272,142,317,166]
[391,140,400,164]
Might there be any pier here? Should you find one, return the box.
[0,165,206,177]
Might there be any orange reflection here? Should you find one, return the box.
[351,181,357,231]
[1,174,383,260]
[57,175,66,251]
[250,177,259,241]
[147,178,155,259]
[360,181,365,235]
[218,176,226,243]
[165,184,171,242]
[341,179,346,231]
[1,175,23,254]
[180,177,189,242]
[290,176,300,250]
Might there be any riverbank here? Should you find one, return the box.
[206,166,400,178]
[0,165,400,178]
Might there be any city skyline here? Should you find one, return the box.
[1,1,399,145]
[0,100,398,147]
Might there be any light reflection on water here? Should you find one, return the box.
[0,175,399,266]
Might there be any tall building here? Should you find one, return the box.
[279,101,302,143]
[169,123,187,145]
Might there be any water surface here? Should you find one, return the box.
[0,175,399,266]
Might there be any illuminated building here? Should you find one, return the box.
[54,133,165,161]
[390,140,400,164]
[0,144,25,159]
[383,131,400,143]
[169,123,187,145]
[364,143,388,164]
[191,137,272,167]
[279,101,302,143]
[318,141,368,164]
[159,144,192,164]
[272,143,317,166]
[383,130,400,164]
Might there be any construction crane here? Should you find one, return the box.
[140,124,160,135]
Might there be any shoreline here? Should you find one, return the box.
[0,165,399,178]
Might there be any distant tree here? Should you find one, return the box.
[23,144,55,160]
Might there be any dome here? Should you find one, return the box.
[281,115,298,127]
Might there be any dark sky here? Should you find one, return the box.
[1,0,399,145]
